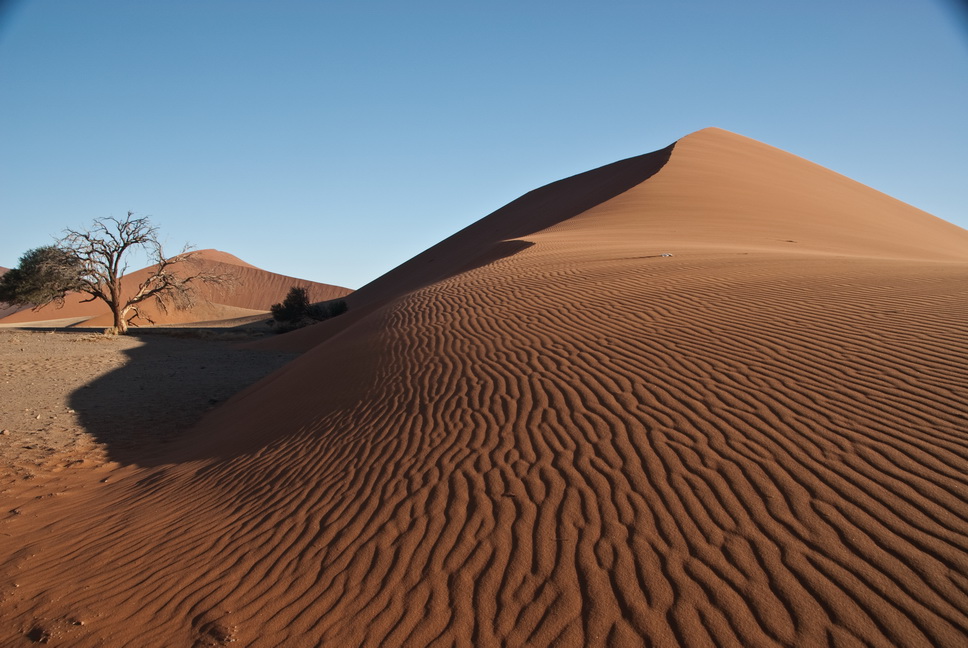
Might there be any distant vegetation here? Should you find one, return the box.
[270,286,348,332]
[0,246,84,307]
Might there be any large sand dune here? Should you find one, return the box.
[0,250,351,328]
[1,128,967,647]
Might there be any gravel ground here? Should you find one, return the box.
[0,329,299,486]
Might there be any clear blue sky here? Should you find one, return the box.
[2,1,966,289]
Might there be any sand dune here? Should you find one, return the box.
[0,250,351,328]
[1,128,967,647]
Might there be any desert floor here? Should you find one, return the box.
[0,329,298,498]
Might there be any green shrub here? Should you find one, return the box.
[270,287,311,323]
[270,287,348,332]
[307,299,348,321]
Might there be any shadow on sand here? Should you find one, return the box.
[61,329,299,467]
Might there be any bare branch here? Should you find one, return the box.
[52,213,235,333]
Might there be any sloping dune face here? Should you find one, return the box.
[0,250,351,327]
[3,130,968,647]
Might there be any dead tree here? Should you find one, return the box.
[59,212,231,333]
[0,212,231,333]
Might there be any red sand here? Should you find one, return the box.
[1,128,967,647]
[0,250,351,329]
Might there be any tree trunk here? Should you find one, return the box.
[112,307,128,334]
[109,277,127,334]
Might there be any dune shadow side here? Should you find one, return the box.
[348,143,675,310]
[246,145,674,355]
[246,239,540,356]
[68,333,299,467]
[392,239,537,288]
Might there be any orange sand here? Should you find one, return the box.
[0,250,351,328]
[1,128,966,647]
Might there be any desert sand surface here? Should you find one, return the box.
[0,329,299,479]
[1,128,967,647]
[0,250,351,329]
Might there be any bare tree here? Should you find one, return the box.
[1,212,231,334]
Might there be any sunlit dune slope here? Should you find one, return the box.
[253,144,672,352]
[0,249,351,327]
[264,127,967,352]
[2,129,967,647]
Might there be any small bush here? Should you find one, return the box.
[270,287,311,323]
[306,299,348,321]
[270,287,348,332]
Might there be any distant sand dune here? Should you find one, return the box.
[1,129,966,647]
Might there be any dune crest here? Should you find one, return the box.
[1,129,967,647]
[558,127,968,261]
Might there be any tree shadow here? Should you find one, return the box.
[67,331,299,467]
